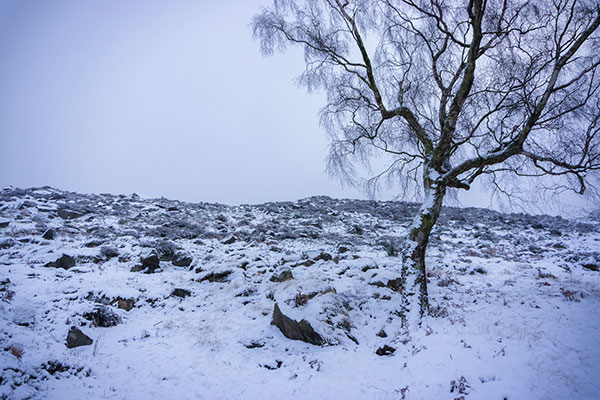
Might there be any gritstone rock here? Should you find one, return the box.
[270,267,294,282]
[66,327,93,348]
[44,254,76,270]
[171,288,191,298]
[376,344,396,356]
[172,251,193,267]
[271,303,324,346]
[42,229,55,240]
[139,250,160,272]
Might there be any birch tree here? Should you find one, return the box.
[253,0,600,321]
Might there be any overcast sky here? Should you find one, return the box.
[0,1,592,215]
[0,0,350,204]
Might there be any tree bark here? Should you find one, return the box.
[398,179,446,324]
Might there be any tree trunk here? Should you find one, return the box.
[398,182,446,324]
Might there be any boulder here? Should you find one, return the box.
[66,327,93,348]
[100,246,119,259]
[171,288,191,298]
[42,229,55,240]
[271,303,324,346]
[139,250,160,272]
[314,252,332,262]
[44,254,76,270]
[117,298,135,311]
[172,251,193,267]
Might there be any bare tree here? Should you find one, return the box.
[253,0,600,322]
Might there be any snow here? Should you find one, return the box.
[1,187,599,399]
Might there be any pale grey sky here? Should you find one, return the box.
[0,1,592,215]
[0,0,364,204]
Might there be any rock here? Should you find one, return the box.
[66,327,93,348]
[172,251,192,267]
[44,254,76,270]
[270,303,324,346]
[0,219,9,228]
[223,236,237,245]
[117,298,135,311]
[121,229,139,237]
[261,360,283,370]
[582,263,599,272]
[141,251,160,268]
[156,240,178,261]
[199,270,233,283]
[100,246,119,259]
[84,239,104,248]
[0,238,16,249]
[314,252,332,262]
[369,270,404,292]
[350,225,363,235]
[130,265,146,272]
[270,267,293,282]
[58,208,88,220]
[42,229,55,240]
[83,305,121,327]
[139,250,160,272]
[171,288,191,298]
[245,340,265,349]
[376,344,396,356]
[42,361,73,375]
[376,329,388,338]
[293,260,315,268]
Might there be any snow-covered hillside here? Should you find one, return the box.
[1,186,599,399]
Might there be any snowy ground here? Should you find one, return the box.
[1,186,599,399]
